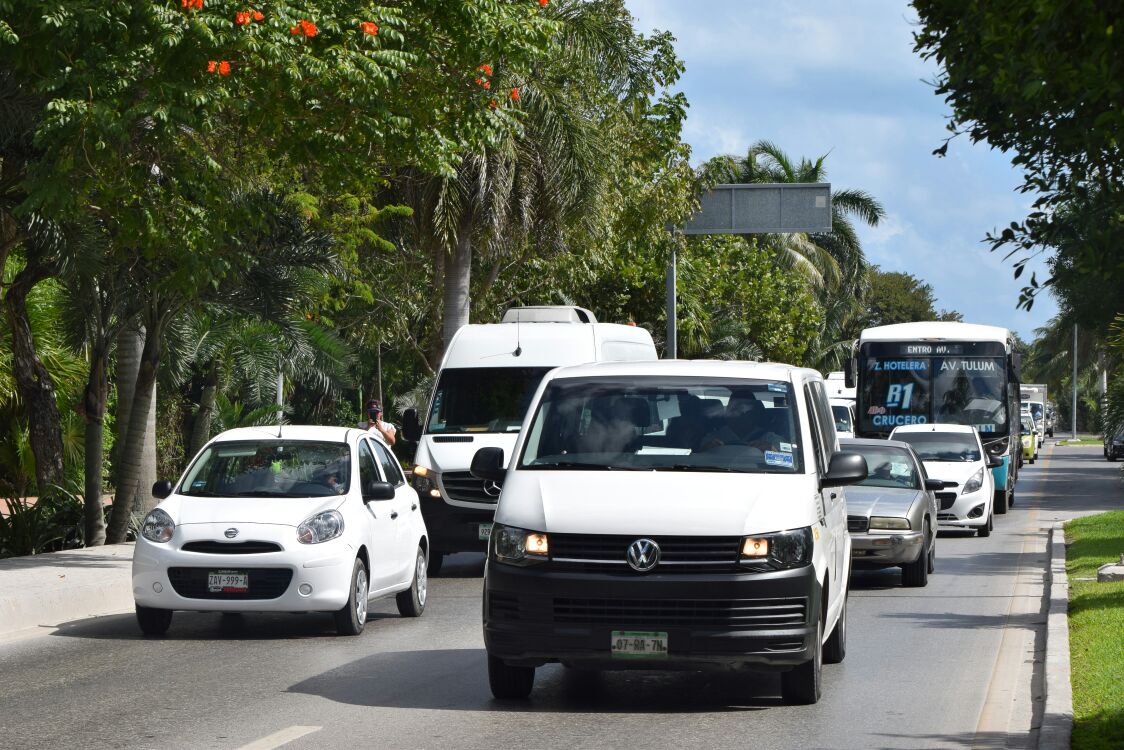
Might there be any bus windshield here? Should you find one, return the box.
[426,367,552,434]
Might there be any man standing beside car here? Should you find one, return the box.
[365,399,397,446]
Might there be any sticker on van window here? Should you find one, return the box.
[764,451,794,468]
[767,383,787,393]
[779,442,793,453]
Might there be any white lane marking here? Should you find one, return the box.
[236,725,321,750]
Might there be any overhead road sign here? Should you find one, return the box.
[681,183,832,235]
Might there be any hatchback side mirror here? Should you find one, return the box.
[986,455,1003,469]
[402,408,422,442]
[470,447,507,483]
[363,480,396,503]
[152,480,174,499]
[923,478,945,492]
[822,452,867,487]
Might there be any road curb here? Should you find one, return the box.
[1038,522,1072,750]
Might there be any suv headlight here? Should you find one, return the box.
[491,524,549,566]
[297,510,344,544]
[411,465,440,498]
[962,467,985,494]
[141,508,176,543]
[740,527,813,570]
[869,516,911,530]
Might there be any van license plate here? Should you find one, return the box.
[208,571,248,593]
[611,631,668,659]
[478,523,493,540]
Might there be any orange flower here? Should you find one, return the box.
[489,99,498,109]
[300,19,318,37]
[360,21,379,35]
[482,80,491,90]
[235,11,251,25]
[540,0,549,6]
[218,61,231,76]
[181,0,203,8]
[252,10,263,21]
[290,25,300,34]
[510,87,520,101]
[478,63,492,76]
[207,60,217,73]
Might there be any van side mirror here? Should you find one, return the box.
[924,478,945,492]
[402,408,421,442]
[152,480,174,499]
[986,455,1003,469]
[363,480,396,503]
[822,452,867,487]
[844,357,856,389]
[470,447,507,483]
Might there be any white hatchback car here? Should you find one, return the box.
[132,426,428,636]
[889,424,1000,538]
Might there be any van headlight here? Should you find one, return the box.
[740,527,813,570]
[297,510,344,544]
[491,524,549,566]
[141,509,176,543]
[411,465,440,498]
[962,467,985,495]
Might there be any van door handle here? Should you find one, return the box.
[390,511,399,520]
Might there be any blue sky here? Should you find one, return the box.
[625,0,1058,340]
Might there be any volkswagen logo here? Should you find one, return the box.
[626,538,661,573]
[224,528,239,539]
[482,480,502,498]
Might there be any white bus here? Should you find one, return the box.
[849,322,1022,514]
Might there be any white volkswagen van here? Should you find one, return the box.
[471,360,868,704]
[402,307,656,574]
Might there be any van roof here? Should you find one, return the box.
[543,358,822,383]
[442,321,654,369]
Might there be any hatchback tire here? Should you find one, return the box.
[488,654,535,699]
[977,509,993,538]
[396,545,428,617]
[823,595,846,664]
[136,604,172,636]
[781,617,822,705]
[902,522,930,587]
[334,557,368,636]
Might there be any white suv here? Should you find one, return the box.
[471,360,868,704]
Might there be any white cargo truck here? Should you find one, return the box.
[1020,384,1048,438]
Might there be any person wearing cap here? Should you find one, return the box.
[365,400,397,446]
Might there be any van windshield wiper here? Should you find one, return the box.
[657,464,748,473]
[528,460,622,470]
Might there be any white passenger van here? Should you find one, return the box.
[471,360,868,704]
[402,307,656,574]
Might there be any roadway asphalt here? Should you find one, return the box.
[0,444,1119,750]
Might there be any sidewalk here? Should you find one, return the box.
[0,544,134,640]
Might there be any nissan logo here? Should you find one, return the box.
[626,538,661,573]
[482,480,502,498]
[224,528,239,539]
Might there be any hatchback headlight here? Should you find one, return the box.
[963,467,985,494]
[491,524,549,566]
[141,508,175,543]
[297,510,344,544]
[740,527,813,570]
[869,516,911,530]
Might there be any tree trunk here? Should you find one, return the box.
[188,362,219,458]
[111,325,143,485]
[82,345,109,546]
[106,326,161,543]
[441,225,473,353]
[3,262,65,497]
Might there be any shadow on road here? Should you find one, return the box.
[287,648,781,713]
[48,609,402,641]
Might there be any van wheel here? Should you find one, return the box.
[823,595,846,664]
[427,552,445,577]
[136,605,172,636]
[902,522,930,587]
[334,557,368,636]
[396,545,427,617]
[781,617,822,704]
[488,654,535,699]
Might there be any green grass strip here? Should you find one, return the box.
[1066,510,1124,750]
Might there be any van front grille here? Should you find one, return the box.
[549,534,742,571]
[441,471,499,504]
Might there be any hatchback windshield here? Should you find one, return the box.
[180,441,351,497]
[518,377,802,473]
[850,445,920,490]
[894,432,981,462]
[1021,416,1035,434]
[427,367,551,434]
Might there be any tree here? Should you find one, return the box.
[863,268,962,328]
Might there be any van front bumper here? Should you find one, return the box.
[418,498,495,554]
[483,562,820,671]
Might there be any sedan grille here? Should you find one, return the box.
[936,492,958,510]
[847,516,868,533]
[167,567,292,600]
[180,541,283,555]
[441,471,499,504]
[552,596,808,630]
[549,534,742,571]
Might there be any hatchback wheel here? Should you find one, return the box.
[488,654,535,699]
[334,557,368,636]
[781,617,822,705]
[136,604,172,636]
[396,545,428,617]
[977,509,993,538]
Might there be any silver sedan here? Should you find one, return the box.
[841,438,941,587]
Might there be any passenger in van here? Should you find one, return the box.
[700,393,790,454]
[579,396,648,455]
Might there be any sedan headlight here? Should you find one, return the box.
[297,510,344,544]
[740,527,813,570]
[869,516,911,530]
[411,465,441,498]
[491,524,549,566]
[962,467,985,495]
[141,508,175,543]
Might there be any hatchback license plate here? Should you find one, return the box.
[611,631,668,659]
[208,570,248,593]
[478,523,493,541]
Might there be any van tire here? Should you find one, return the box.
[488,654,535,699]
[823,595,846,664]
[902,522,930,587]
[136,605,172,636]
[781,618,822,705]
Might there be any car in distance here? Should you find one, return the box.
[132,426,428,636]
[1020,415,1039,464]
[474,360,868,705]
[889,424,1002,537]
[1106,424,1124,461]
[840,438,940,587]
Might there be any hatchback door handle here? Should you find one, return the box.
[390,511,399,520]
[411,503,418,511]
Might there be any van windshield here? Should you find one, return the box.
[427,367,552,434]
[518,376,803,473]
